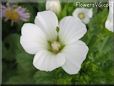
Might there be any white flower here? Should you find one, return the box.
[20,11,89,75]
[73,8,93,24]
[46,0,61,15]
[105,0,113,32]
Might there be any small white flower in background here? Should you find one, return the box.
[20,11,89,74]
[0,4,30,25]
[105,0,113,32]
[46,0,61,15]
[73,8,93,24]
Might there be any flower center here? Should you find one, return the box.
[51,41,61,53]
[48,27,65,54]
[5,8,20,21]
[78,12,85,19]
[48,40,64,54]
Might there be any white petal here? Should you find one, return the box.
[82,16,90,24]
[34,11,58,40]
[62,40,89,74]
[105,12,113,32]
[46,0,61,15]
[109,0,113,13]
[59,16,87,45]
[33,50,65,71]
[87,8,93,18]
[20,23,47,54]
[105,0,114,32]
[73,8,93,24]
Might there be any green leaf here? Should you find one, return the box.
[56,77,72,85]
[16,53,35,74]
[33,71,55,84]
[3,34,23,61]
[6,75,34,84]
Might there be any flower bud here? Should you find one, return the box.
[46,0,61,15]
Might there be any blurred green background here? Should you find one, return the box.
[2,0,114,85]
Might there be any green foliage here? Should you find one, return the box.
[2,1,114,85]
[16,53,35,74]
[3,34,23,61]
[5,53,35,84]
[33,71,55,84]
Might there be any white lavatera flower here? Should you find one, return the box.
[105,0,114,32]
[73,8,93,24]
[46,0,61,15]
[20,11,89,74]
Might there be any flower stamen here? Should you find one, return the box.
[48,40,64,54]
[51,41,61,53]
[5,8,20,21]
[56,27,60,32]
[78,12,85,19]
